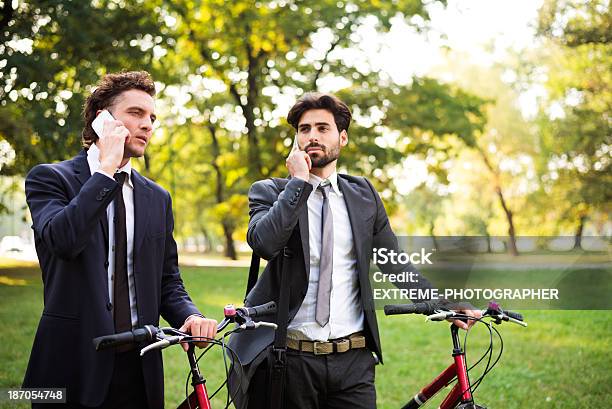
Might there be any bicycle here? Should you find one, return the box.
[92,301,278,409]
[384,301,527,409]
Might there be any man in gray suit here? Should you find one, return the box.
[230,92,478,408]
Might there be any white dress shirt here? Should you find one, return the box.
[87,144,138,329]
[287,172,365,341]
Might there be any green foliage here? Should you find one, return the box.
[533,0,611,233]
[142,0,484,249]
[0,0,167,173]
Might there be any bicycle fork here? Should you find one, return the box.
[402,325,484,409]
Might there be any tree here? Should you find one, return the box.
[534,0,611,243]
[0,0,169,175]
[2,0,494,258]
[144,0,490,257]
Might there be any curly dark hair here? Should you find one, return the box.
[287,92,352,133]
[81,71,156,148]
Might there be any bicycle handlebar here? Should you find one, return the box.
[384,301,526,326]
[383,301,440,316]
[239,301,277,318]
[504,310,523,321]
[93,301,278,352]
[93,325,159,351]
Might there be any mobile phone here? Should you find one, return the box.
[91,110,115,139]
[292,134,300,150]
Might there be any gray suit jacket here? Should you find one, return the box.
[229,174,435,371]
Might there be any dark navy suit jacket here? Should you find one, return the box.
[23,150,201,408]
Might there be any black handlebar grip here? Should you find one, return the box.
[245,301,277,317]
[93,331,135,351]
[504,310,524,321]
[92,325,158,351]
[384,302,436,316]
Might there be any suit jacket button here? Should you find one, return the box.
[106,302,112,311]
[96,195,102,201]
[104,261,109,268]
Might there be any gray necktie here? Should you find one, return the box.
[316,180,333,327]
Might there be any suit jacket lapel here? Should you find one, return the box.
[73,150,109,246]
[337,176,368,275]
[132,169,152,256]
[298,204,310,278]
[73,150,91,186]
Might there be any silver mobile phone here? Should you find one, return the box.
[292,134,300,150]
[91,109,115,139]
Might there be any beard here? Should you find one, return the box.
[306,140,340,168]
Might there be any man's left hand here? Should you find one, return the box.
[178,315,218,351]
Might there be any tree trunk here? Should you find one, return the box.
[200,227,211,253]
[209,124,238,259]
[476,146,519,256]
[222,221,237,260]
[495,186,519,256]
[573,214,587,250]
[430,221,439,251]
[244,41,263,178]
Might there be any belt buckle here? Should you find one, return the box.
[313,341,330,355]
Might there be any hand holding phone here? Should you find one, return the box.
[286,134,311,181]
[92,110,129,174]
[91,109,116,139]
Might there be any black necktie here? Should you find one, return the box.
[113,172,131,334]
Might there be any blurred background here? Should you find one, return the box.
[0,0,609,260]
[0,1,610,407]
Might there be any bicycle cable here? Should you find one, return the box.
[181,330,244,409]
[442,314,497,397]
[449,315,506,400]
[464,319,496,395]
[471,323,504,394]
[183,337,223,409]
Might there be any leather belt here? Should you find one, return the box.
[286,333,366,355]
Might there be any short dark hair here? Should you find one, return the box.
[287,92,352,133]
[81,71,156,148]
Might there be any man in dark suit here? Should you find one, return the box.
[23,71,218,408]
[230,92,479,408]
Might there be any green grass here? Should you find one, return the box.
[1,263,611,408]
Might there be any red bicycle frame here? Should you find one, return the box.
[177,344,212,409]
[403,324,483,409]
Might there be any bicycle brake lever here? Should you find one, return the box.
[139,335,184,356]
[238,321,278,330]
[426,310,455,321]
[253,321,278,330]
[505,315,528,327]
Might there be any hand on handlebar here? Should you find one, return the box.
[448,304,482,330]
[178,315,218,351]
